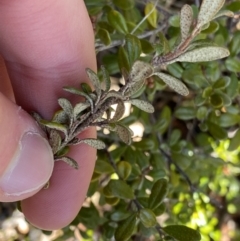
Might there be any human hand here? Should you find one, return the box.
[0,0,96,230]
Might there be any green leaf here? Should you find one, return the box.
[154,106,171,134]
[229,31,240,56]
[117,161,132,180]
[94,160,115,174]
[40,120,68,136]
[118,46,130,72]
[213,77,230,89]
[175,107,196,120]
[134,139,155,150]
[148,178,168,209]
[140,39,155,54]
[81,82,92,94]
[180,5,193,43]
[107,10,128,34]
[56,146,70,157]
[197,0,225,28]
[139,208,157,228]
[78,138,106,149]
[153,72,189,96]
[207,121,227,140]
[218,113,240,128]
[97,28,111,46]
[128,99,154,113]
[201,21,219,34]
[217,91,231,107]
[111,211,131,222]
[226,73,238,98]
[187,40,218,51]
[226,1,240,12]
[226,58,240,73]
[55,156,79,169]
[113,0,134,10]
[169,129,181,146]
[125,34,141,66]
[213,9,234,20]
[228,129,240,151]
[144,2,158,28]
[101,65,111,92]
[196,106,208,121]
[163,225,201,241]
[115,213,137,241]
[210,93,223,108]
[202,86,213,98]
[167,63,183,79]
[116,124,133,145]
[169,14,180,27]
[105,197,120,206]
[174,47,230,63]
[158,32,170,54]
[98,21,115,33]
[107,179,135,199]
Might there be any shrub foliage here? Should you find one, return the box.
[37,0,240,240]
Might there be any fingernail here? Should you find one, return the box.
[0,132,54,197]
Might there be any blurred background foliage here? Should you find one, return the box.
[1,0,240,240]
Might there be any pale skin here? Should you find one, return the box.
[0,0,96,230]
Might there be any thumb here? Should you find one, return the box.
[0,93,54,202]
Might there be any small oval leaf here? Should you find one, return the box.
[79,138,106,149]
[95,160,115,174]
[175,47,230,63]
[163,225,201,241]
[86,68,101,102]
[115,213,137,241]
[58,98,73,118]
[117,161,132,180]
[52,109,69,124]
[144,2,158,28]
[73,102,90,120]
[40,120,68,136]
[207,121,227,140]
[139,208,157,228]
[55,156,79,169]
[107,179,135,199]
[175,107,196,120]
[180,4,193,43]
[154,72,189,96]
[148,178,168,209]
[116,124,133,145]
[97,28,111,46]
[63,87,94,113]
[128,99,154,113]
[125,34,141,66]
[197,0,225,28]
[110,100,125,122]
[101,65,111,92]
[107,10,128,34]
[228,129,240,151]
